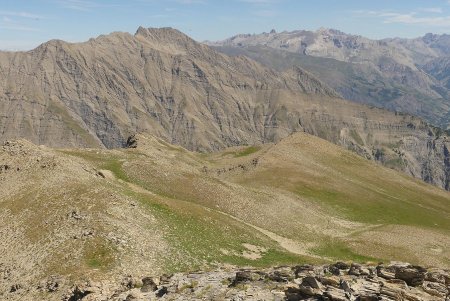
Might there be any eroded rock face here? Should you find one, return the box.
[59,263,449,301]
[0,27,450,190]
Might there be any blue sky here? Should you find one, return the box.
[3,0,450,50]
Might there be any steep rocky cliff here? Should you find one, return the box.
[0,27,450,189]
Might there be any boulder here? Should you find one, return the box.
[269,268,293,282]
[340,280,354,294]
[348,263,371,276]
[422,281,448,297]
[122,276,142,289]
[156,286,168,297]
[319,276,341,287]
[380,282,404,300]
[329,265,342,276]
[39,275,63,292]
[301,276,322,289]
[232,270,262,285]
[377,265,396,280]
[141,277,158,292]
[298,285,320,296]
[425,270,448,284]
[9,283,21,293]
[334,262,350,270]
[284,287,303,301]
[293,264,315,276]
[159,274,172,285]
[323,287,348,301]
[394,266,426,287]
[125,292,143,301]
[126,135,138,148]
[63,283,98,301]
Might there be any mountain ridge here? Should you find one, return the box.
[1,26,450,190]
[208,27,450,129]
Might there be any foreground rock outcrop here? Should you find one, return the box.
[59,263,449,301]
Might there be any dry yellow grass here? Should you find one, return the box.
[0,133,449,300]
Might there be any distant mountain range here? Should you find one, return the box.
[208,28,450,129]
[0,27,449,190]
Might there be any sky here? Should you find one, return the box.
[3,0,450,50]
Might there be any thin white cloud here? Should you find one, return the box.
[57,0,98,11]
[354,9,450,27]
[0,24,41,32]
[0,10,44,20]
[148,14,170,18]
[175,0,206,4]
[420,7,443,13]
[238,0,281,18]
[382,13,450,26]
[253,9,278,17]
[56,0,122,12]
[0,13,42,32]
[239,0,279,3]
[0,40,41,51]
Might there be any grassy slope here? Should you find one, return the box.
[2,131,448,301]
[221,133,450,264]
[64,133,449,269]
[61,146,315,273]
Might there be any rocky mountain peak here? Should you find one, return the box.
[423,32,439,44]
[133,26,209,57]
[134,26,188,40]
[32,39,69,54]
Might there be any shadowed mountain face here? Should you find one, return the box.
[0,27,450,190]
[208,28,450,130]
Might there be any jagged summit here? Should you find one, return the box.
[134,26,187,38]
[30,27,196,55]
[134,26,207,56]
[134,26,194,44]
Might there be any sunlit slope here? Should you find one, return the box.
[214,133,450,265]
[103,133,450,267]
[0,132,449,300]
